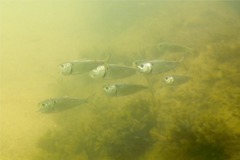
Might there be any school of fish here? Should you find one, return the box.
[38,42,192,113]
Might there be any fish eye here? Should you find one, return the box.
[140,64,144,68]
[60,63,67,68]
[105,86,109,90]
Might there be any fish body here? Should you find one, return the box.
[89,64,136,79]
[163,75,191,85]
[157,42,193,53]
[38,97,87,113]
[59,60,105,75]
[103,83,148,96]
[134,59,181,74]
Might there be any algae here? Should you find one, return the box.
[36,98,156,160]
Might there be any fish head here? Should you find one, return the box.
[137,62,152,74]
[59,63,72,75]
[103,84,117,96]
[89,65,106,79]
[38,99,56,113]
[164,76,174,84]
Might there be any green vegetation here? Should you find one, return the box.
[36,98,156,160]
[150,111,240,160]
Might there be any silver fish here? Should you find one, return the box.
[59,60,105,75]
[103,83,148,97]
[157,42,193,53]
[163,75,191,85]
[89,64,136,79]
[134,59,182,74]
[38,97,88,113]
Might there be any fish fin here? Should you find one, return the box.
[103,52,112,63]
[100,52,112,70]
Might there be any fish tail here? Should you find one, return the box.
[144,76,156,97]
[85,94,99,109]
[83,94,98,108]
[85,93,96,103]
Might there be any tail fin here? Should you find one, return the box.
[144,75,156,98]
[85,93,96,103]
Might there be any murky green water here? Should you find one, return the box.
[1,1,240,160]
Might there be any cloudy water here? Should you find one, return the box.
[0,1,240,160]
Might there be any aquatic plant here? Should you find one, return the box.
[97,99,156,160]
[149,110,240,160]
[35,98,156,160]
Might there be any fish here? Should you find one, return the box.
[133,59,182,74]
[59,60,105,75]
[103,83,148,96]
[38,97,88,113]
[163,75,191,85]
[157,42,193,53]
[89,64,136,79]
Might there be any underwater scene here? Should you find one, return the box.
[1,1,240,160]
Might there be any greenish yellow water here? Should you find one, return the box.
[0,1,240,160]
